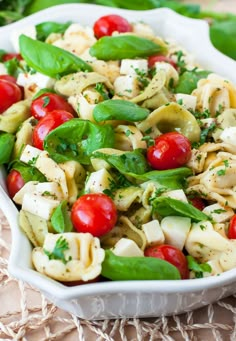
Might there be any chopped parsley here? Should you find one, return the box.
[187,255,212,278]
[44,236,72,264]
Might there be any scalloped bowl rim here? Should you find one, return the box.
[0,3,235,303]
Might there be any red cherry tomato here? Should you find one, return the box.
[0,79,22,114]
[0,75,17,84]
[6,170,25,199]
[32,110,73,150]
[148,55,177,69]
[144,244,189,279]
[93,14,132,38]
[71,193,117,237]
[30,93,75,120]
[188,197,206,211]
[2,53,22,62]
[228,214,236,239]
[147,132,192,170]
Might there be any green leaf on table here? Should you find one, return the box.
[210,19,236,60]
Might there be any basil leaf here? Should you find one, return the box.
[19,35,92,78]
[11,161,46,183]
[36,21,72,41]
[50,200,73,233]
[152,196,210,221]
[93,99,149,122]
[187,255,212,278]
[90,35,165,60]
[93,149,150,175]
[4,57,21,78]
[0,132,15,164]
[175,70,211,94]
[44,118,115,164]
[210,19,236,60]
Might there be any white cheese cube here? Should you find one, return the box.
[11,26,37,53]
[22,193,60,220]
[175,93,197,111]
[120,59,148,76]
[17,72,55,91]
[0,63,7,75]
[142,220,165,245]
[113,75,139,98]
[112,238,144,257]
[20,144,42,164]
[162,189,188,203]
[220,127,236,146]
[161,216,191,250]
[85,168,112,194]
[202,203,234,223]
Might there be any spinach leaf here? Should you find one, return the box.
[44,118,115,164]
[152,196,210,221]
[36,21,72,41]
[93,149,150,175]
[0,132,15,165]
[175,69,211,94]
[10,161,46,183]
[210,19,236,60]
[19,35,92,78]
[90,35,165,60]
[93,99,149,122]
[50,200,73,233]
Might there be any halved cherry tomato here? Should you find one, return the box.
[148,55,177,69]
[2,53,22,62]
[32,110,73,150]
[30,93,75,120]
[71,193,117,237]
[144,244,189,279]
[147,132,192,170]
[188,197,206,211]
[228,214,236,239]
[0,79,22,114]
[6,170,25,199]
[93,14,132,38]
[0,75,17,84]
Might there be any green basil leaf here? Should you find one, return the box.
[19,35,92,78]
[50,200,73,233]
[36,21,72,41]
[210,19,236,60]
[152,196,210,221]
[4,57,21,78]
[187,255,212,274]
[93,99,149,122]
[10,161,46,183]
[175,69,211,94]
[44,118,115,164]
[90,35,165,60]
[0,132,15,164]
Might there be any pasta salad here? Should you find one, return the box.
[0,14,236,284]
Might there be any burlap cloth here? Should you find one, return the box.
[1,1,236,339]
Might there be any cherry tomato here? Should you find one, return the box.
[2,53,22,62]
[93,14,132,38]
[148,55,177,69]
[144,244,189,279]
[0,79,22,114]
[188,197,206,211]
[32,110,73,150]
[147,132,192,170]
[71,193,117,237]
[6,170,25,199]
[228,214,236,239]
[30,93,75,120]
[0,75,17,84]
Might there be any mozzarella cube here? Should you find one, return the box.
[161,216,191,250]
[0,63,7,75]
[11,26,37,53]
[22,193,60,220]
[85,168,112,194]
[220,127,236,146]
[20,144,42,164]
[120,59,148,76]
[142,220,165,245]
[175,93,197,111]
[162,189,188,203]
[202,203,234,223]
[112,238,144,257]
[17,72,55,95]
[114,75,139,98]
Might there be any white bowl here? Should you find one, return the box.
[1,4,236,320]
